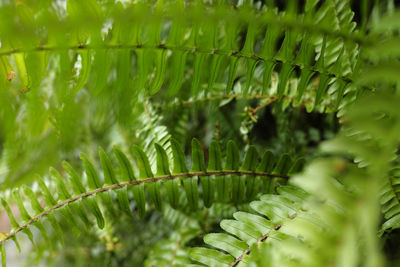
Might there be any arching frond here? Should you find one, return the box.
[0,138,302,265]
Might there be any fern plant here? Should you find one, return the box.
[0,0,399,266]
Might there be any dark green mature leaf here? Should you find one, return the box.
[192,138,213,208]
[155,143,179,209]
[240,146,259,201]
[208,141,226,202]
[132,144,162,211]
[257,150,276,194]
[171,138,199,211]
[64,159,105,229]
[225,141,240,204]
[99,146,131,214]
[226,57,240,93]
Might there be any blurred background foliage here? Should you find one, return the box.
[0,0,399,266]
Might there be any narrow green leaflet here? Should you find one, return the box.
[192,138,212,207]
[50,168,91,227]
[99,147,118,185]
[257,150,276,193]
[191,53,206,96]
[273,154,292,176]
[240,146,259,201]
[207,54,223,93]
[190,247,233,267]
[63,161,105,229]
[243,59,259,96]
[81,153,115,217]
[226,57,240,93]
[208,141,226,202]
[171,138,199,210]
[262,60,276,95]
[114,146,143,217]
[168,51,188,95]
[113,146,135,182]
[73,50,92,93]
[132,145,162,211]
[220,219,261,245]
[277,63,294,102]
[149,49,167,95]
[99,147,130,214]
[62,161,86,194]
[1,198,20,230]
[225,140,240,204]
[80,153,102,189]
[155,143,178,208]
[1,197,34,246]
[204,233,248,259]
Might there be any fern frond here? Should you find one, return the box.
[0,138,302,264]
[0,0,368,187]
[0,0,364,109]
[145,205,200,267]
[189,185,305,267]
[134,101,173,169]
[146,227,198,267]
[191,92,400,267]
[380,157,400,233]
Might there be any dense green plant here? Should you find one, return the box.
[0,0,399,266]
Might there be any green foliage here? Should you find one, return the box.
[0,0,400,266]
[0,137,297,265]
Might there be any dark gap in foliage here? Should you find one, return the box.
[271,0,287,12]
[237,25,248,52]
[315,0,326,11]
[292,65,302,78]
[275,34,286,55]
[288,110,339,148]
[295,0,307,14]
[249,105,277,142]
[249,106,339,157]
[383,229,400,265]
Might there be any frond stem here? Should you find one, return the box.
[180,94,311,106]
[230,213,297,267]
[0,44,355,87]
[0,170,288,246]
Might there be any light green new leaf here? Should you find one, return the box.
[99,147,118,185]
[220,219,261,245]
[80,153,102,189]
[149,49,167,95]
[190,247,233,267]
[204,233,248,259]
